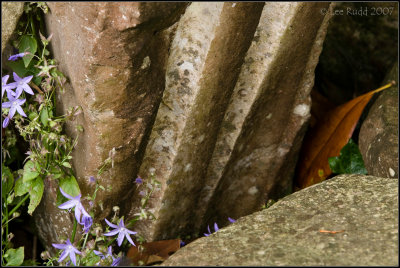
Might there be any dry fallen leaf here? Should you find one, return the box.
[319,229,345,234]
[295,81,395,189]
[126,239,181,266]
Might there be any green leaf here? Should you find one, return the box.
[50,68,64,78]
[84,251,101,266]
[59,176,81,197]
[27,177,44,215]
[28,112,39,121]
[49,121,57,128]
[328,139,368,175]
[2,165,14,199]
[5,247,24,266]
[40,107,49,127]
[6,60,28,77]
[62,162,72,168]
[15,177,31,197]
[19,35,37,67]
[22,160,40,183]
[48,165,63,179]
[32,75,43,86]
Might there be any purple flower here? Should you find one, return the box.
[2,75,16,98]
[204,222,219,237]
[94,246,121,266]
[104,218,137,247]
[58,187,90,224]
[8,72,34,98]
[2,116,10,128]
[112,257,122,266]
[8,52,28,61]
[82,214,93,233]
[52,238,81,266]
[88,176,97,187]
[228,217,236,223]
[135,177,143,184]
[94,246,113,260]
[2,95,27,119]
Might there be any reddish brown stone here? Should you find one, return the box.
[34,2,188,250]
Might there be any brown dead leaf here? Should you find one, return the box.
[319,229,345,234]
[295,82,395,189]
[126,239,181,266]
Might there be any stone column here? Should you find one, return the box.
[35,2,188,250]
[128,2,334,240]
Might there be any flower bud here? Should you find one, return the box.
[7,233,14,241]
[94,226,102,237]
[12,212,20,218]
[86,239,95,250]
[149,167,155,176]
[88,176,96,186]
[41,251,51,260]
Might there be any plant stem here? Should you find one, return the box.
[4,200,9,249]
[2,194,29,225]
[29,82,43,94]
[105,236,117,248]
[71,218,78,243]
[81,232,89,251]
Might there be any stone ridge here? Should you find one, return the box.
[201,2,332,231]
[162,174,399,266]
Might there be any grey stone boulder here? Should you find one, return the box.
[162,174,398,266]
[1,2,24,53]
[128,2,334,241]
[359,62,398,178]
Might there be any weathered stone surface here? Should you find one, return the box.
[1,2,24,53]
[128,2,333,240]
[35,2,334,248]
[35,2,188,250]
[162,174,399,266]
[201,2,333,231]
[359,62,399,178]
[127,2,265,240]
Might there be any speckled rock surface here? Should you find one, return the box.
[1,2,24,52]
[359,62,398,178]
[35,2,188,251]
[201,2,333,232]
[129,2,333,241]
[162,174,398,266]
[37,2,334,247]
[128,1,266,241]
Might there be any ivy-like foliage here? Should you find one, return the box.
[2,2,82,265]
[328,139,368,175]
